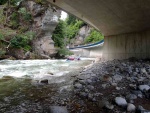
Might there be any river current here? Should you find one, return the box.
[0,59,93,112]
[0,59,93,79]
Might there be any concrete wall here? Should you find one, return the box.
[70,46,103,58]
[103,30,150,60]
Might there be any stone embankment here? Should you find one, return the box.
[72,58,150,112]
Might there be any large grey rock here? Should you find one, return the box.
[49,106,68,113]
[31,2,61,57]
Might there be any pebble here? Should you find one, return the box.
[126,94,137,100]
[139,85,150,91]
[113,75,122,82]
[40,79,48,84]
[74,83,83,89]
[104,101,114,110]
[115,97,127,107]
[49,106,68,113]
[127,103,136,112]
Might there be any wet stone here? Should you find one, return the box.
[139,85,150,91]
[88,94,93,100]
[79,92,88,98]
[127,103,136,112]
[115,97,127,107]
[126,94,137,100]
[78,80,86,85]
[40,79,48,84]
[49,106,69,113]
[74,83,83,89]
[87,85,94,91]
[86,79,92,84]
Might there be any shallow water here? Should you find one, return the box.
[0,59,93,112]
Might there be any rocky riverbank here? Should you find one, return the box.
[28,58,150,113]
[71,58,150,113]
[0,58,150,113]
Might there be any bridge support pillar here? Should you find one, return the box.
[103,30,150,60]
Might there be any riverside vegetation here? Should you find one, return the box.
[0,0,104,59]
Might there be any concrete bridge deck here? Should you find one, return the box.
[48,0,150,60]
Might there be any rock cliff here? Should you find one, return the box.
[29,1,61,58]
[22,1,61,58]
[0,0,61,59]
[70,25,91,47]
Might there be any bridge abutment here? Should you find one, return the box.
[103,30,150,60]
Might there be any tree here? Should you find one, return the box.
[0,0,22,6]
[65,14,76,25]
[84,29,104,43]
[65,15,84,40]
[52,20,66,47]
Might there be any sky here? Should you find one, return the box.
[60,11,68,20]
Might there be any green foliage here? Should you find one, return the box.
[0,33,4,40]
[10,0,22,6]
[57,48,73,56]
[9,12,19,29]
[52,15,84,48]
[0,49,6,57]
[0,0,8,5]
[65,20,84,39]
[0,8,5,24]
[0,0,22,6]
[84,29,104,43]
[18,7,32,21]
[35,0,45,4]
[52,20,65,47]
[25,31,36,40]
[65,15,76,25]
[10,31,35,51]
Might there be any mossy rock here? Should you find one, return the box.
[0,76,15,82]
[7,56,16,60]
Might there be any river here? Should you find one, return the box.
[0,59,93,113]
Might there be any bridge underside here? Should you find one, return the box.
[48,0,150,60]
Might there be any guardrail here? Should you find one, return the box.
[69,40,104,49]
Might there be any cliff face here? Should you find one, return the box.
[28,1,61,58]
[70,25,91,47]
[0,0,61,59]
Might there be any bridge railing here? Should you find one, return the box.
[69,40,104,49]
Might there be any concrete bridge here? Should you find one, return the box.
[69,40,104,57]
[48,0,150,60]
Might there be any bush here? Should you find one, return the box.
[52,20,65,47]
[0,49,6,57]
[0,33,4,40]
[84,29,104,44]
[57,48,73,56]
[18,7,32,21]
[10,31,35,51]
[65,20,84,39]
[0,8,5,24]
[9,12,19,29]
